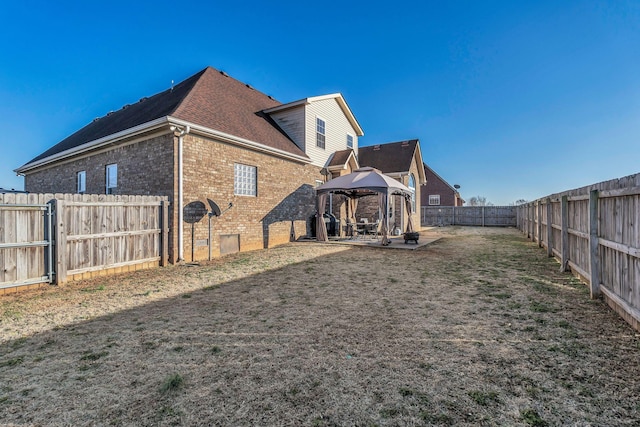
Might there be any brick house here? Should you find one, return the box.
[421,163,464,207]
[16,66,364,262]
[354,140,426,233]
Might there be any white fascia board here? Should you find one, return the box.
[167,117,312,164]
[413,142,427,185]
[15,117,170,174]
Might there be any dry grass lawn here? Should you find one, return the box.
[1,227,639,426]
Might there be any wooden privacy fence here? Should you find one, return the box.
[517,172,640,331]
[421,205,516,227]
[0,195,53,289]
[0,193,169,291]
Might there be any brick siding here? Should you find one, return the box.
[180,133,321,260]
[23,131,322,263]
[24,134,175,196]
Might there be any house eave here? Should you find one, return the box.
[167,117,312,164]
[16,115,312,175]
[15,117,170,174]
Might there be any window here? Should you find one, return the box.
[316,117,326,149]
[315,179,324,187]
[106,164,117,194]
[408,174,416,212]
[429,194,440,206]
[234,163,257,196]
[77,171,86,194]
[346,133,354,148]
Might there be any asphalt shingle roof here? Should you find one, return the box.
[23,67,307,166]
[358,139,419,174]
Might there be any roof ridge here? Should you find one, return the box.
[170,67,212,116]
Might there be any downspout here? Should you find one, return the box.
[171,124,191,261]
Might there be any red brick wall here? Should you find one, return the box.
[420,167,459,207]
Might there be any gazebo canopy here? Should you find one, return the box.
[314,167,415,244]
[316,167,412,199]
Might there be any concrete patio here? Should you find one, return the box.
[324,227,441,250]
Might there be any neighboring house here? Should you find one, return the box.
[356,140,426,232]
[421,163,464,207]
[15,66,363,262]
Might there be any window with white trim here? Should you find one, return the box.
[346,133,354,148]
[106,164,117,194]
[77,171,86,194]
[429,194,440,206]
[315,179,324,187]
[408,173,416,212]
[234,163,257,196]
[316,117,326,149]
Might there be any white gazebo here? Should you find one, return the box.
[315,167,414,245]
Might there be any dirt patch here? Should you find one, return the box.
[1,227,639,425]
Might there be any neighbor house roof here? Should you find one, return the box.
[18,67,309,172]
[358,139,419,174]
[358,139,426,185]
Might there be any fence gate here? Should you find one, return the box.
[0,202,54,289]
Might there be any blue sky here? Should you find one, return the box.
[1,0,638,205]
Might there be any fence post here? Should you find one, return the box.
[528,204,533,239]
[452,206,455,226]
[546,198,553,257]
[537,201,542,247]
[560,195,569,271]
[589,190,601,298]
[54,199,67,285]
[160,200,169,267]
[482,206,485,227]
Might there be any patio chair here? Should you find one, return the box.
[356,218,368,238]
[344,218,355,238]
[370,220,381,240]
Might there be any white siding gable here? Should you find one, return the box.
[305,98,359,167]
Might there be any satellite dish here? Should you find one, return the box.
[207,199,222,217]
[454,184,461,189]
[183,201,207,224]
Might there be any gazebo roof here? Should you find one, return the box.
[316,167,412,198]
